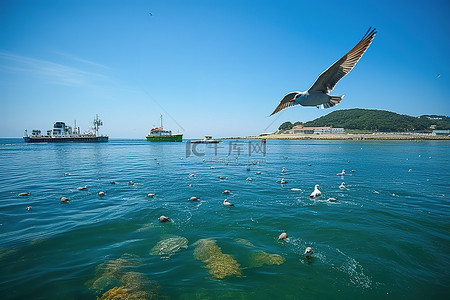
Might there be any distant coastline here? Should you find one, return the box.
[230,133,450,140]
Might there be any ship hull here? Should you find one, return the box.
[23,136,108,143]
[146,134,183,142]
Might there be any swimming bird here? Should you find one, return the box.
[223,190,231,194]
[77,186,87,190]
[60,197,69,203]
[189,173,195,177]
[309,185,321,198]
[188,196,199,201]
[219,176,227,179]
[129,181,135,185]
[18,192,31,197]
[282,167,286,173]
[159,215,172,222]
[280,178,288,184]
[327,197,338,202]
[246,177,253,181]
[98,191,106,196]
[210,166,215,169]
[339,182,346,190]
[278,232,288,240]
[110,181,117,184]
[270,28,376,115]
[147,193,156,197]
[223,199,234,207]
[26,206,32,211]
[255,171,262,175]
[304,247,314,257]
[337,169,345,176]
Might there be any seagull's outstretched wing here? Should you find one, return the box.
[308,28,376,94]
[270,92,301,116]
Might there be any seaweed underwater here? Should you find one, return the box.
[193,239,242,280]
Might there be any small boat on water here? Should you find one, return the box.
[23,115,108,143]
[191,136,220,144]
[146,115,183,142]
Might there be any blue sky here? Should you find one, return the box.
[1,0,449,138]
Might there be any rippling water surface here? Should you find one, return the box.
[0,138,449,299]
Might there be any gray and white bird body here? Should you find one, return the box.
[271,28,376,115]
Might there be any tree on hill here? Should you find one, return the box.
[278,121,304,131]
[278,121,293,130]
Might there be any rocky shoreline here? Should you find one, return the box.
[227,133,450,140]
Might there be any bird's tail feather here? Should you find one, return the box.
[321,95,344,109]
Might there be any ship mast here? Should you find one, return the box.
[93,115,103,136]
[160,114,163,128]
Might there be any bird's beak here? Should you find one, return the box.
[290,99,295,102]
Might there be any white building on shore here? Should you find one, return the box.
[290,125,344,134]
[431,130,450,136]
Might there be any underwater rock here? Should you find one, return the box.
[150,236,188,259]
[98,272,167,300]
[98,286,129,300]
[90,275,120,294]
[85,254,141,294]
[193,239,242,279]
[235,238,255,247]
[249,251,285,268]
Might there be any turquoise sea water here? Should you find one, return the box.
[0,138,449,299]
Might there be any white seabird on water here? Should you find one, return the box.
[270,28,377,115]
[310,184,321,198]
[223,199,234,207]
[278,232,288,240]
[159,215,172,222]
[339,182,346,190]
[337,169,345,176]
[304,247,314,257]
[60,197,69,203]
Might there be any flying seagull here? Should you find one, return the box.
[270,28,376,115]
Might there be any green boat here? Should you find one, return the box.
[146,115,183,142]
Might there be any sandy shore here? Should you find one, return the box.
[227,133,450,140]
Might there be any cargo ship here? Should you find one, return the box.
[146,115,183,142]
[23,115,108,143]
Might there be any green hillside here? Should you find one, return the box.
[278,109,450,132]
